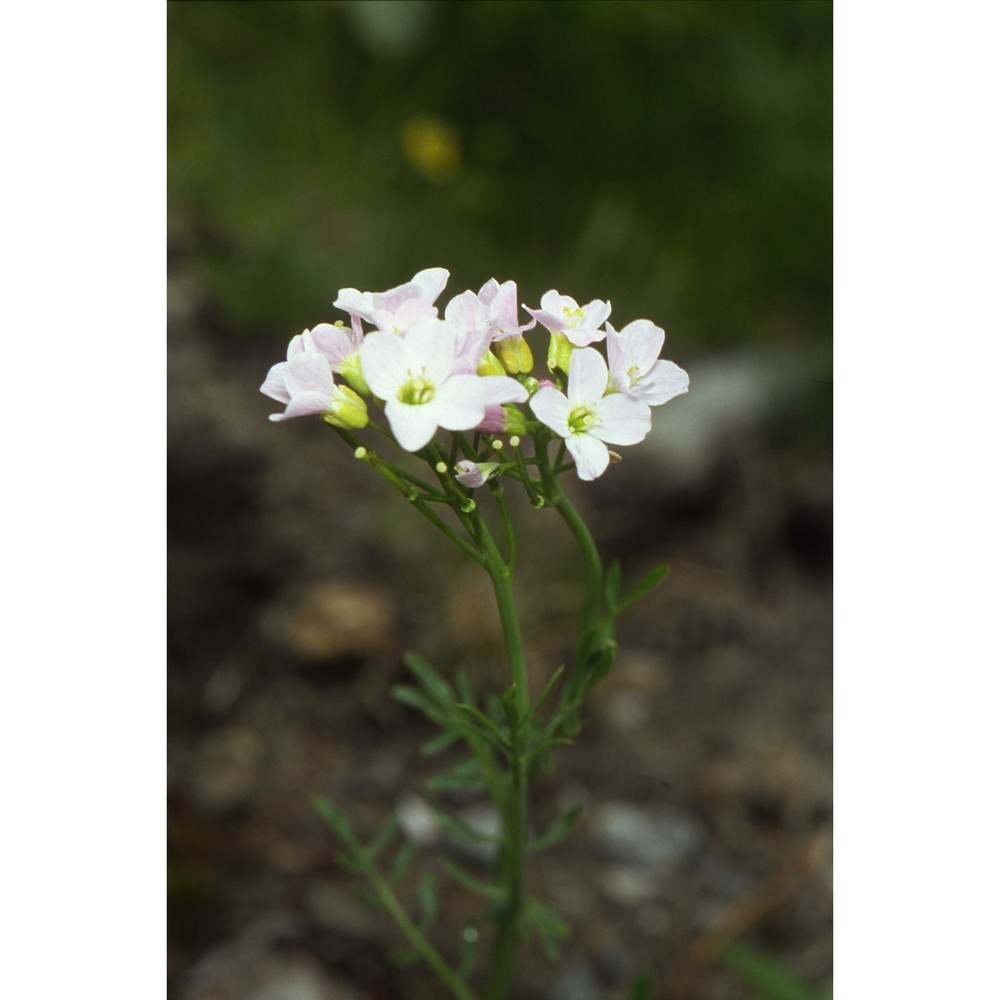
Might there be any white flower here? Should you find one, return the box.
[606,320,689,405]
[358,317,488,451]
[525,290,611,347]
[529,347,651,481]
[334,267,450,334]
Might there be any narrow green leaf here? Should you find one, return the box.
[721,943,825,1000]
[420,728,460,756]
[366,815,399,860]
[525,898,570,960]
[442,857,505,901]
[403,651,455,706]
[456,703,511,750]
[618,563,671,611]
[312,797,356,848]
[530,805,583,854]
[427,757,485,793]
[418,871,439,929]
[391,683,449,724]
[389,842,417,883]
[432,805,499,844]
[454,670,476,706]
[523,665,566,729]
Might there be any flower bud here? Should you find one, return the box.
[546,331,574,375]
[496,333,534,374]
[455,460,500,488]
[501,405,527,437]
[322,385,369,430]
[476,350,507,377]
[339,352,372,397]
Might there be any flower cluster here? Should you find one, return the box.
[260,268,688,481]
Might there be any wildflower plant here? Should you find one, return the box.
[260,268,689,999]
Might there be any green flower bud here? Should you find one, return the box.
[322,385,369,430]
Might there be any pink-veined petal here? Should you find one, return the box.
[635,360,689,406]
[431,375,488,431]
[260,362,292,404]
[402,317,459,384]
[523,306,564,333]
[591,394,651,446]
[445,289,485,333]
[475,405,507,433]
[309,323,358,368]
[540,290,577,316]
[481,375,528,405]
[617,319,665,375]
[567,348,609,405]
[529,386,572,436]
[410,267,450,304]
[384,398,441,451]
[287,350,335,395]
[333,288,377,323]
[581,299,612,330]
[477,278,501,308]
[270,390,332,422]
[566,433,610,481]
[359,331,408,399]
[562,325,607,348]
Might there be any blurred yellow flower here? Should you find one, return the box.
[401,115,461,184]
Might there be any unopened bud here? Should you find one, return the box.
[491,438,504,451]
[476,350,506,377]
[322,385,369,430]
[496,333,534,374]
[435,461,448,474]
[354,446,367,460]
[509,435,521,448]
[460,498,477,513]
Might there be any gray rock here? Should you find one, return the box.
[592,801,703,872]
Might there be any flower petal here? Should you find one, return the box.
[402,317,459,384]
[287,350,335,395]
[270,390,332,421]
[384,398,441,451]
[591,394,651,445]
[431,374,488,431]
[359,330,407,399]
[410,267,450,304]
[481,375,528,405]
[567,347,609,405]
[260,361,292,404]
[529,386,571,436]
[566,433,610,481]
[617,320,665,375]
[309,323,358,368]
[635,360,689,406]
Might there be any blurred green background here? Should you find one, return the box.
[169,0,830,355]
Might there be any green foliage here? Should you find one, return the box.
[721,943,832,1000]
[170,1,831,360]
[525,898,571,961]
[628,974,654,1000]
[529,805,583,854]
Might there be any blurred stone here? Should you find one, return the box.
[190,724,263,812]
[273,581,395,662]
[182,948,358,1000]
[396,793,440,847]
[447,803,502,866]
[549,957,601,1000]
[598,865,661,906]
[304,880,387,939]
[592,802,703,871]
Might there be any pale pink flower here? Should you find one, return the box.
[260,349,368,427]
[606,321,689,406]
[358,316,488,451]
[454,460,500,488]
[334,267,450,334]
[529,348,650,481]
[289,322,370,395]
[524,290,611,347]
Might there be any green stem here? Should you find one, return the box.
[471,510,530,1000]
[359,855,479,1000]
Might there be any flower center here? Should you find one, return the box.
[562,306,585,328]
[626,364,642,386]
[568,403,597,434]
[397,375,436,406]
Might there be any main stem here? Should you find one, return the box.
[475,513,530,1000]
